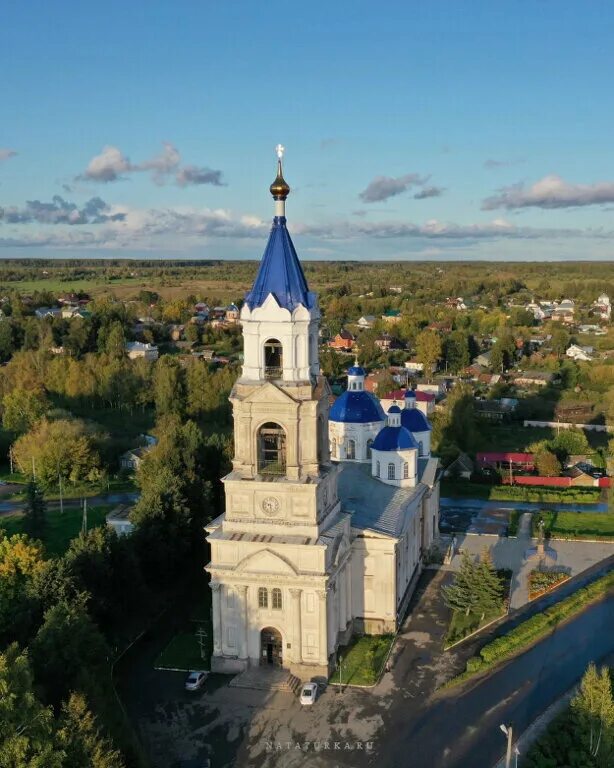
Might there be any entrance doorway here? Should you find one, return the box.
[260,627,283,666]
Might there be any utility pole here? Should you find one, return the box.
[8,445,13,475]
[31,456,36,480]
[500,724,513,768]
[82,497,88,535]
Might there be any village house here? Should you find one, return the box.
[381,309,402,324]
[357,315,376,329]
[513,370,555,387]
[328,329,356,352]
[566,344,594,362]
[125,341,159,361]
[374,333,404,352]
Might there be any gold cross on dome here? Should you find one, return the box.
[275,144,285,160]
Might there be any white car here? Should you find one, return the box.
[299,682,318,706]
[185,670,208,691]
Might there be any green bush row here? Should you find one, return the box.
[447,570,614,687]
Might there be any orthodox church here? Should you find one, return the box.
[205,149,440,679]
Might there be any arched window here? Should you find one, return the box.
[264,338,283,378]
[330,437,337,458]
[366,439,373,459]
[403,462,409,479]
[376,460,380,477]
[258,423,286,475]
[388,462,395,480]
[419,440,424,456]
[272,588,282,610]
[258,587,268,608]
[347,439,356,460]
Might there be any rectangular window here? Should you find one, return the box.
[258,587,268,608]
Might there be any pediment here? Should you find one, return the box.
[243,381,296,405]
[236,548,298,575]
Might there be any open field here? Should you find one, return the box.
[538,510,614,540]
[0,504,112,555]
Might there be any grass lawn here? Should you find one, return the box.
[0,504,112,555]
[329,634,394,687]
[445,569,512,647]
[156,631,210,672]
[441,479,601,505]
[537,510,614,540]
[447,570,614,688]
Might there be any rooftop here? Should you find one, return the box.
[337,460,437,537]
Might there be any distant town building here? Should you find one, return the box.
[328,329,356,351]
[125,341,159,361]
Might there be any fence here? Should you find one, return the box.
[523,420,613,433]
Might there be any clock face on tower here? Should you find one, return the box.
[261,496,280,515]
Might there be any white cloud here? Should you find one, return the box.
[79,142,224,187]
[0,148,17,163]
[483,174,614,209]
[359,173,428,202]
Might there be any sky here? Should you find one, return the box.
[1,1,614,262]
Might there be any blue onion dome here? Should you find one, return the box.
[372,424,418,451]
[401,406,432,432]
[388,404,402,414]
[329,390,385,424]
[347,365,365,376]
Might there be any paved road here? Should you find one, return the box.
[117,565,614,768]
[0,491,138,517]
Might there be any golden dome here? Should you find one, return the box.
[270,159,290,201]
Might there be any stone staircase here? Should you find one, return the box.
[229,666,302,696]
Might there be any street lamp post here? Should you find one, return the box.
[500,724,513,768]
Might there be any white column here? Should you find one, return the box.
[238,585,249,660]
[339,571,347,631]
[211,582,222,654]
[317,589,328,665]
[345,562,353,626]
[290,588,303,664]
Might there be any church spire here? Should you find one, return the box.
[244,145,314,313]
[269,143,290,217]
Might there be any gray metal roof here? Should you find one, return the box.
[337,462,428,537]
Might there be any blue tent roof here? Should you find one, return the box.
[372,425,418,452]
[329,391,385,424]
[401,407,432,433]
[245,216,314,312]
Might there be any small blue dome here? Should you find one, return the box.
[388,404,402,414]
[372,425,418,451]
[404,390,416,399]
[401,407,432,433]
[347,365,365,376]
[330,391,385,424]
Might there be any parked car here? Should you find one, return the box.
[299,682,318,706]
[185,671,208,691]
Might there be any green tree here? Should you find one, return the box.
[0,533,46,646]
[550,327,571,357]
[0,321,15,361]
[474,548,504,619]
[442,551,479,616]
[184,322,200,344]
[489,332,516,372]
[551,429,590,461]
[443,330,470,373]
[31,596,110,708]
[13,418,103,488]
[104,321,126,359]
[534,448,562,477]
[23,480,46,540]
[571,663,614,762]
[415,330,442,380]
[57,692,125,768]
[0,644,63,768]
[2,388,49,434]
[153,356,185,417]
